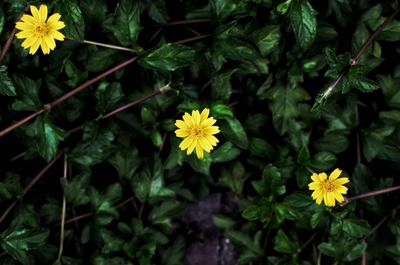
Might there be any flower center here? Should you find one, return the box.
[34,23,50,37]
[322,180,335,192]
[189,126,204,138]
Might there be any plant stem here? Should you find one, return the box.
[166,18,211,26]
[0,56,138,138]
[100,85,169,120]
[342,185,400,206]
[56,155,68,262]
[82,39,140,53]
[0,153,62,224]
[175,34,212,44]
[320,6,400,100]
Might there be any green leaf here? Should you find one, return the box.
[0,174,21,200]
[252,164,285,197]
[138,43,197,71]
[218,161,248,194]
[146,0,170,24]
[210,0,255,21]
[313,133,349,154]
[274,229,299,254]
[249,137,275,159]
[95,82,124,114]
[211,70,235,102]
[212,214,236,229]
[0,227,49,265]
[160,236,185,265]
[70,122,116,167]
[86,49,121,73]
[289,0,317,50]
[26,115,65,161]
[343,218,371,238]
[148,200,182,230]
[0,66,16,96]
[80,0,107,25]
[55,0,85,41]
[219,117,248,149]
[211,141,241,163]
[210,103,234,119]
[185,153,212,175]
[12,75,42,111]
[113,0,141,46]
[251,25,281,56]
[0,7,4,35]
[267,83,310,135]
[60,172,90,207]
[108,146,141,179]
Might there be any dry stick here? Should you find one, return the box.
[175,34,211,45]
[56,155,68,262]
[342,185,400,206]
[82,39,139,53]
[166,18,211,26]
[100,86,168,120]
[364,204,400,240]
[0,56,137,138]
[299,232,318,253]
[355,106,361,163]
[0,27,16,63]
[60,195,136,227]
[0,153,62,224]
[321,6,400,100]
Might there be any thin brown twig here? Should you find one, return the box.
[300,232,318,253]
[361,252,366,265]
[0,153,62,224]
[355,105,361,163]
[174,34,212,45]
[165,18,211,26]
[9,151,27,162]
[0,57,138,138]
[100,85,168,120]
[342,185,400,206]
[363,204,400,240]
[56,155,68,262]
[320,6,400,100]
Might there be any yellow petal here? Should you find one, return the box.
[16,30,35,39]
[333,177,349,185]
[202,117,217,127]
[40,41,50,54]
[333,192,344,203]
[47,13,61,24]
[315,190,323,205]
[21,36,38,48]
[30,5,40,20]
[16,21,34,31]
[175,120,187,129]
[308,182,320,190]
[175,129,189,138]
[187,140,197,155]
[200,108,210,123]
[311,173,319,182]
[195,145,204,159]
[21,14,37,24]
[50,30,65,41]
[50,21,65,30]
[29,38,41,55]
[205,126,220,135]
[318,173,328,181]
[179,137,193,150]
[44,36,56,50]
[199,138,212,152]
[183,113,193,127]
[335,185,348,194]
[329,168,342,181]
[192,110,201,125]
[39,5,48,22]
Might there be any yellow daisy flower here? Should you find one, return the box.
[175,108,220,159]
[308,168,350,207]
[15,5,65,55]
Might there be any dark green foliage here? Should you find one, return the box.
[0,1,400,265]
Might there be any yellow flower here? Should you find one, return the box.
[15,5,65,55]
[175,108,220,159]
[308,168,350,207]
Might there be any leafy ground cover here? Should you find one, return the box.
[0,0,400,264]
